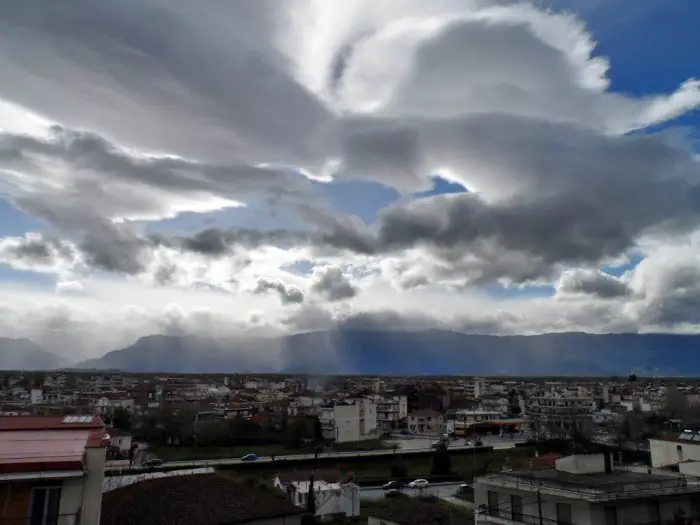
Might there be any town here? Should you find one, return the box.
[1,371,700,524]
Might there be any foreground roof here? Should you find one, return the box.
[101,473,304,525]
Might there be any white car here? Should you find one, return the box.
[408,479,429,488]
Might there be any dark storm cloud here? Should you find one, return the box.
[311,267,358,301]
[254,279,305,305]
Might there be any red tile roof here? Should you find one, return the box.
[0,415,105,431]
[0,429,89,473]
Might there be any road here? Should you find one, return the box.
[106,436,526,474]
[361,482,462,501]
[104,469,464,502]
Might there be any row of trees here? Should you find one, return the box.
[114,405,325,450]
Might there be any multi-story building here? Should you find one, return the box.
[527,391,596,437]
[0,415,108,525]
[376,396,408,432]
[466,377,486,399]
[451,409,504,436]
[474,453,700,525]
[406,409,445,437]
[319,398,377,443]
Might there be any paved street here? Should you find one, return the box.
[106,436,527,473]
[361,482,463,501]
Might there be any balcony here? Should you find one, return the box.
[479,471,700,502]
[477,512,570,525]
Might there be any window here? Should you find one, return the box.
[29,487,61,525]
[487,491,499,517]
[604,506,618,525]
[556,503,572,525]
[511,495,524,522]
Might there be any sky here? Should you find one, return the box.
[0,0,699,361]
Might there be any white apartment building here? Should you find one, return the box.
[475,454,700,525]
[376,395,408,432]
[527,391,596,437]
[466,377,486,399]
[319,398,378,443]
[284,480,360,518]
[650,430,700,468]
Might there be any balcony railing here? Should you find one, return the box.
[0,513,78,525]
[478,510,571,525]
[480,472,700,500]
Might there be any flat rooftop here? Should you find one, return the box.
[479,469,700,501]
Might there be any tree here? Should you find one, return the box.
[111,407,132,431]
[431,443,452,475]
[284,420,308,450]
[312,417,324,443]
[306,476,316,514]
[628,373,638,382]
[390,460,409,478]
[665,385,688,419]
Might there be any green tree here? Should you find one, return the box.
[431,443,452,475]
[111,407,133,431]
[306,476,316,514]
[284,420,308,449]
[390,460,409,478]
[665,385,688,419]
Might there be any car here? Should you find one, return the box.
[384,489,405,498]
[408,479,429,488]
[241,453,258,461]
[458,483,472,493]
[142,457,163,467]
[382,480,404,491]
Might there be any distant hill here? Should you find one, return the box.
[74,330,700,376]
[0,338,67,370]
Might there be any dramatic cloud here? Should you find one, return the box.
[311,266,358,301]
[255,280,305,305]
[0,0,698,355]
[556,269,631,299]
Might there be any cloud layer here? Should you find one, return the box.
[0,0,698,360]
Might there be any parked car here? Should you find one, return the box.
[241,453,258,461]
[458,483,472,493]
[384,489,405,498]
[408,479,429,488]
[382,480,404,491]
[142,457,163,467]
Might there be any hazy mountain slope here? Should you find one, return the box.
[0,338,67,370]
[75,331,700,375]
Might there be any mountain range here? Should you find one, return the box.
[0,337,69,370]
[4,330,700,375]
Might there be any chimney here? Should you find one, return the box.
[604,452,613,474]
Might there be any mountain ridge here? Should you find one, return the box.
[0,338,68,370]
[72,330,700,375]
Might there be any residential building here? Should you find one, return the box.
[319,398,377,443]
[474,453,700,525]
[101,473,304,525]
[283,479,360,518]
[466,377,486,399]
[407,409,445,436]
[650,430,700,468]
[0,415,108,525]
[368,498,471,525]
[376,395,408,432]
[451,409,505,436]
[527,391,596,437]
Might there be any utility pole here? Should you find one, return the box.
[537,488,543,525]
